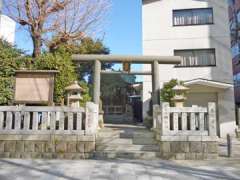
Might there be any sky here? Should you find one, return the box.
[15,0,142,55]
[14,0,143,80]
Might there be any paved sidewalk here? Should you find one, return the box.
[0,158,239,180]
[219,138,240,158]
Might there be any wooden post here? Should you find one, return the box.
[93,60,101,105]
[152,60,160,105]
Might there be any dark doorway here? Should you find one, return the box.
[131,96,143,122]
[101,74,143,124]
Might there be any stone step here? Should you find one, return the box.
[97,132,134,139]
[96,144,160,152]
[133,137,158,145]
[94,151,160,160]
[133,132,155,138]
[96,138,133,145]
[97,132,121,138]
[97,131,155,138]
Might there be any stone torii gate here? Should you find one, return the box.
[72,55,181,106]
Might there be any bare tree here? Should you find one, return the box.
[3,0,110,57]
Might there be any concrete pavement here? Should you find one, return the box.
[0,158,239,180]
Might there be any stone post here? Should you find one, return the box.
[153,104,160,129]
[93,60,101,105]
[227,134,232,157]
[208,102,217,136]
[85,102,99,134]
[152,60,160,105]
[238,108,240,129]
[161,102,170,136]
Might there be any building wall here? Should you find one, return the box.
[142,0,236,137]
[0,15,16,44]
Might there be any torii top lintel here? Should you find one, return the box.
[72,54,181,64]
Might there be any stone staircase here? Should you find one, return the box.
[94,124,160,159]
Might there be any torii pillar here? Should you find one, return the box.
[93,59,101,105]
[152,60,160,105]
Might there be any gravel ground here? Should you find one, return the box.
[0,158,239,180]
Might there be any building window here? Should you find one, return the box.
[173,8,214,26]
[174,49,216,67]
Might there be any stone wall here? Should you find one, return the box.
[159,141,218,160]
[0,134,95,159]
[154,102,219,160]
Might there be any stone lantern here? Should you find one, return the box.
[171,83,189,107]
[65,81,83,108]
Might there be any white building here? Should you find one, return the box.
[142,0,237,137]
[0,14,15,44]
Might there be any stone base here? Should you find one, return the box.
[159,141,218,160]
[0,134,95,159]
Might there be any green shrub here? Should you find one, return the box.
[0,40,31,105]
[33,51,77,104]
[160,79,180,106]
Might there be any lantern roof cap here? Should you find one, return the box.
[65,81,83,91]
[172,84,189,91]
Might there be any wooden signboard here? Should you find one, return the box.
[14,70,58,105]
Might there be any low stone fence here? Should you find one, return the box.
[154,102,218,160]
[0,102,98,159]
